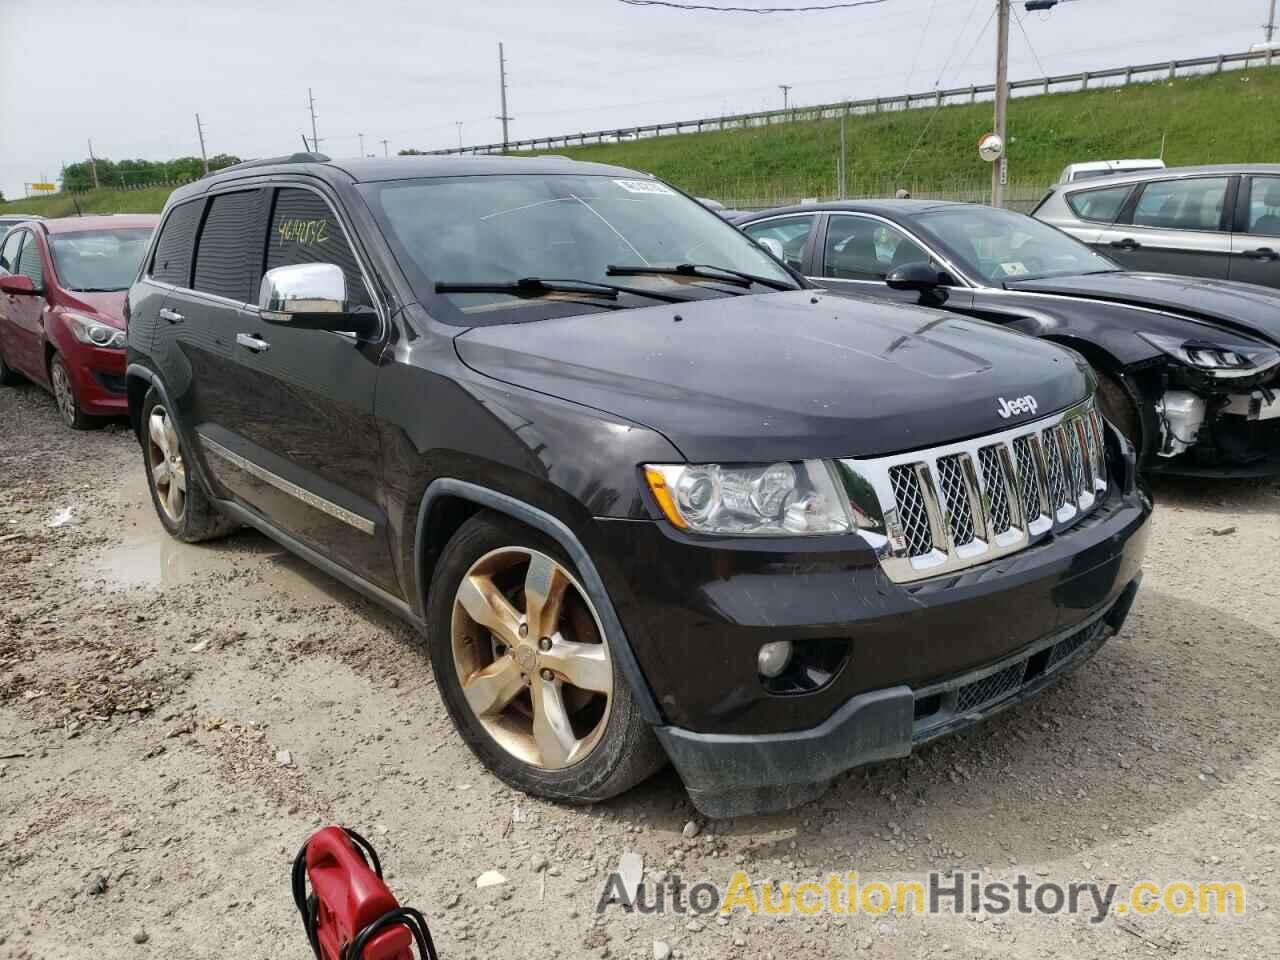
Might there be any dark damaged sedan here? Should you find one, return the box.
[738,201,1280,476]
[125,155,1150,816]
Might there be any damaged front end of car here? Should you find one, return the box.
[1135,332,1280,475]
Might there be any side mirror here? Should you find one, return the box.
[755,237,785,260]
[885,261,945,291]
[258,263,375,336]
[0,275,36,295]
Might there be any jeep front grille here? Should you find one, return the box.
[835,398,1107,583]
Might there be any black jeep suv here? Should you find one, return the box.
[125,154,1151,816]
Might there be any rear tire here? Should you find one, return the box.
[50,354,100,430]
[426,510,666,805]
[141,388,238,543]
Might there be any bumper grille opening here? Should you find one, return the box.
[955,661,1028,713]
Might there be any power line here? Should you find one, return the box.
[617,0,889,11]
[1013,5,1049,78]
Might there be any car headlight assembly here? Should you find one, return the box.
[1138,331,1280,379]
[64,313,126,349]
[643,460,852,535]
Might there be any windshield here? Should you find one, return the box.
[49,228,154,291]
[361,174,796,320]
[913,206,1118,284]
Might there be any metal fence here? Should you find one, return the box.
[428,49,1273,157]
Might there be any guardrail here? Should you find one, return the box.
[425,50,1273,156]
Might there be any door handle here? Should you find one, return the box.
[1245,247,1279,261]
[158,307,184,324]
[236,333,271,353]
[1109,238,1141,250]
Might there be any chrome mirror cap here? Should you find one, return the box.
[258,263,347,321]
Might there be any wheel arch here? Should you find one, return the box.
[413,479,663,725]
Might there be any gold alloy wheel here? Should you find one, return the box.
[51,362,77,426]
[450,547,613,769]
[147,407,187,523]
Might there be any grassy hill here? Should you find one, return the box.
[4,65,1276,217]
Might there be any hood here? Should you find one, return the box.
[1007,273,1280,347]
[63,290,128,328]
[454,290,1090,462]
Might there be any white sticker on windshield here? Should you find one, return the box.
[999,261,1030,277]
[613,179,676,196]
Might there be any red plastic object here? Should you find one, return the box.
[306,827,413,960]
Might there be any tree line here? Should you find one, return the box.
[61,154,243,192]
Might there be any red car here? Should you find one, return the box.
[0,214,158,428]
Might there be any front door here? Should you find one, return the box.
[186,183,399,595]
[1229,175,1280,289]
[3,229,52,383]
[1105,175,1234,279]
[811,212,970,308]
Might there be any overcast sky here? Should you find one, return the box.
[0,0,1267,198]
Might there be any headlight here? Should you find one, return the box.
[643,461,851,535]
[1138,332,1280,379]
[64,313,126,349]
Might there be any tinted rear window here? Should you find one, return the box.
[1066,185,1132,224]
[193,191,264,301]
[151,201,204,286]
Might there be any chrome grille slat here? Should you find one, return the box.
[977,445,1013,536]
[836,398,1106,584]
[888,464,934,557]
[936,454,977,547]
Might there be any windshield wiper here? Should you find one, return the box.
[434,276,688,304]
[607,262,795,292]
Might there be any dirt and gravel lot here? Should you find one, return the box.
[2,379,1278,960]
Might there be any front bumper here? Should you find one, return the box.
[68,345,127,414]
[656,581,1138,817]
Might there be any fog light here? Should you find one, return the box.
[757,640,794,678]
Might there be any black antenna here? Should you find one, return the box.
[301,133,311,152]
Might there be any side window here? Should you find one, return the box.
[266,188,372,309]
[0,230,23,274]
[742,215,815,272]
[1132,177,1230,232]
[150,200,205,287]
[192,191,265,302]
[1245,177,1280,237]
[1066,185,1132,224]
[823,217,927,281]
[16,232,44,289]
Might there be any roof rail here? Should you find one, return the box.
[203,152,330,178]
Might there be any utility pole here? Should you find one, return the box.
[195,113,209,175]
[839,113,847,199]
[455,121,465,151]
[380,138,389,157]
[308,87,320,152]
[358,133,365,157]
[991,0,1011,208]
[1267,0,1277,42]
[87,139,100,189]
[496,42,513,152]
[779,84,792,111]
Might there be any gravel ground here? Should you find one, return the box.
[2,378,1278,960]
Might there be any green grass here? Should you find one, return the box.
[4,65,1276,216]
[540,66,1280,202]
[0,185,176,218]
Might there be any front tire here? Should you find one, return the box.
[50,354,99,430]
[427,510,665,804]
[1094,368,1145,460]
[141,389,238,543]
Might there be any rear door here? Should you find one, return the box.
[192,182,398,594]
[1228,174,1280,289]
[1058,183,1136,252]
[1104,175,1234,278]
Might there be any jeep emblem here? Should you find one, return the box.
[996,395,1038,419]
